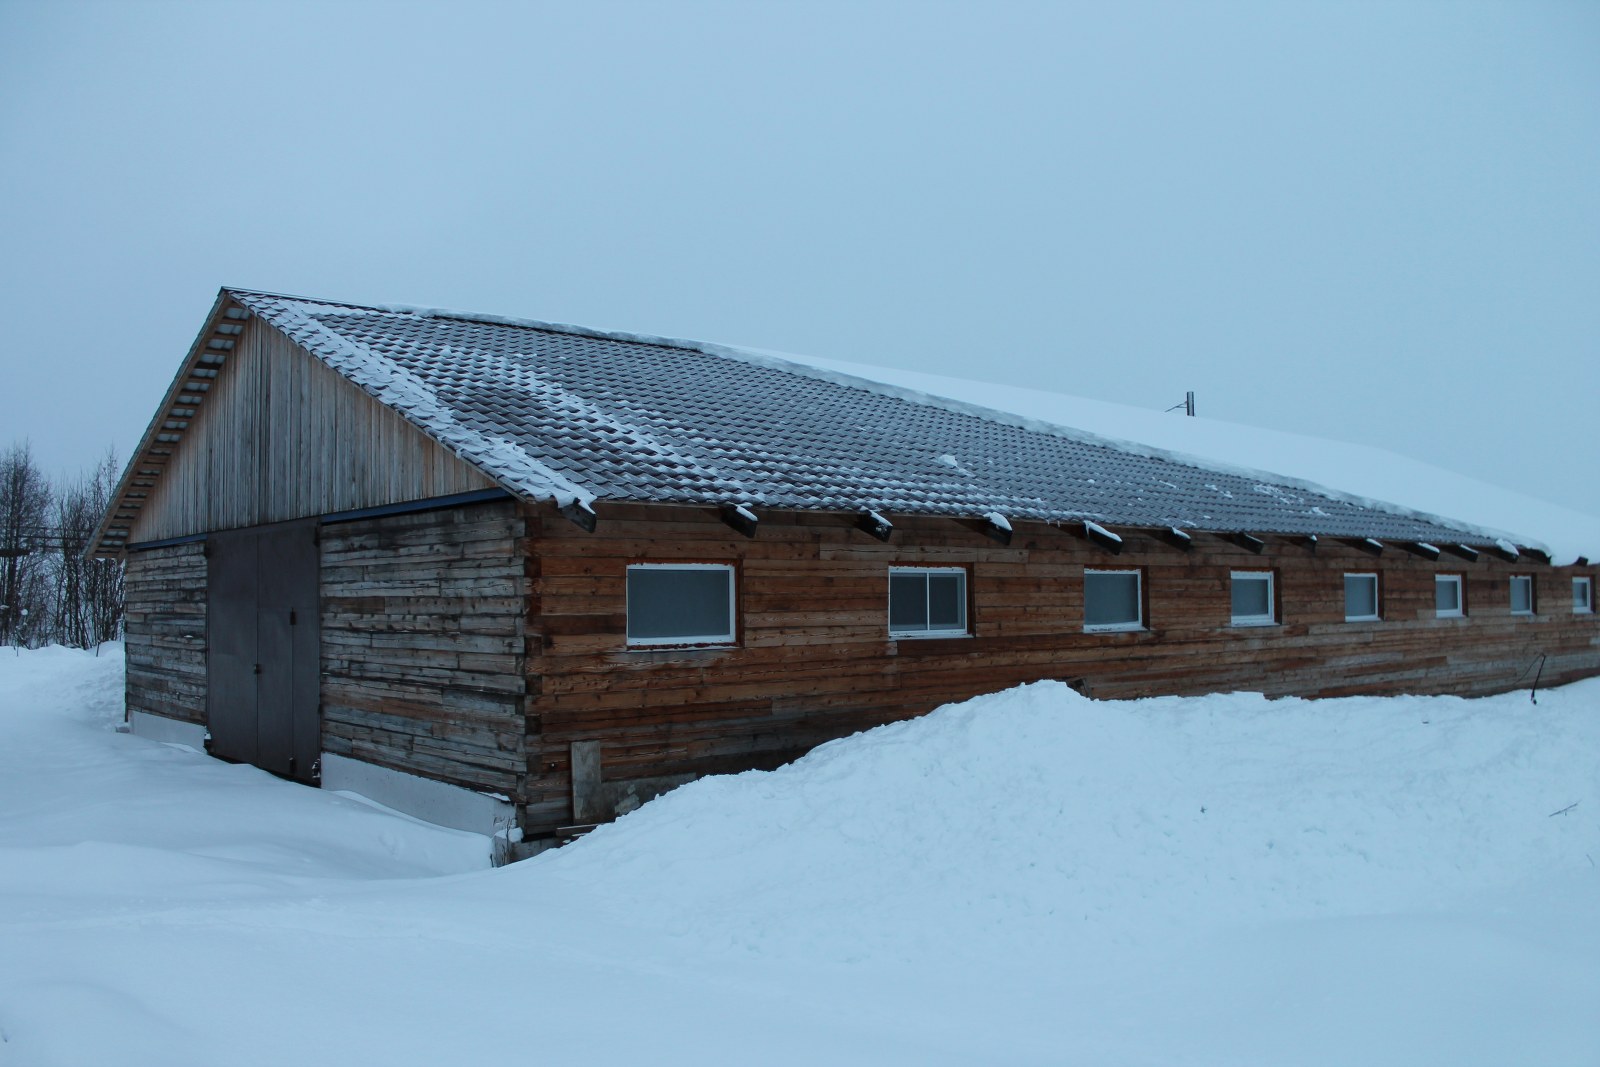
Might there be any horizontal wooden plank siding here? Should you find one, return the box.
[128,316,496,543]
[523,501,1600,839]
[123,541,207,725]
[320,501,532,799]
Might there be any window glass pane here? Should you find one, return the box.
[889,573,928,631]
[1511,577,1532,614]
[1345,575,1377,619]
[1576,578,1593,613]
[627,567,731,641]
[927,572,965,630]
[1085,571,1140,627]
[1232,575,1271,619]
[1436,577,1460,613]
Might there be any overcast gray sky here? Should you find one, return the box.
[2,0,1596,509]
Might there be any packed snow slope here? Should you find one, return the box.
[765,352,1600,564]
[3,646,1598,1066]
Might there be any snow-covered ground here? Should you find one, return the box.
[3,645,1598,1066]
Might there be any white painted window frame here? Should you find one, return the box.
[1509,574,1535,617]
[1343,572,1380,623]
[1435,574,1465,619]
[1575,576,1594,615]
[1083,568,1144,633]
[888,565,970,639]
[625,562,737,647]
[1230,570,1276,627]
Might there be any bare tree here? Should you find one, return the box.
[41,449,125,650]
[83,450,125,646]
[51,473,95,647]
[0,443,52,648]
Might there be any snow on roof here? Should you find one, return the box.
[765,354,1600,565]
[226,289,1581,555]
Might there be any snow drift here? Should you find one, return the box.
[539,678,1600,960]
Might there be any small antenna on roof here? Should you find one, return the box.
[1164,391,1196,417]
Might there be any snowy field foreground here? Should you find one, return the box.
[2,647,1598,1066]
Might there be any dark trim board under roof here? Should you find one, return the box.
[91,287,1527,558]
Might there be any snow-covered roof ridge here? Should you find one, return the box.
[220,287,1588,556]
[225,287,777,356]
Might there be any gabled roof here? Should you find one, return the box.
[93,287,1520,556]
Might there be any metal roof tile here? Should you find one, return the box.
[227,290,1501,545]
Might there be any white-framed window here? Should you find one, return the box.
[888,566,968,637]
[1435,574,1464,618]
[1509,574,1535,616]
[626,563,736,646]
[1344,572,1380,622]
[1575,576,1594,615]
[1084,568,1143,632]
[1230,570,1276,626]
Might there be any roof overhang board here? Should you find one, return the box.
[1401,542,1442,561]
[1156,527,1194,553]
[1220,532,1266,555]
[560,500,599,533]
[960,514,1013,546]
[1443,543,1482,562]
[1348,538,1385,557]
[856,510,894,542]
[720,504,759,539]
[87,290,240,558]
[1081,521,1124,555]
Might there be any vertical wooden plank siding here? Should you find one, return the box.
[319,502,532,798]
[123,542,208,725]
[127,316,496,543]
[522,501,1600,840]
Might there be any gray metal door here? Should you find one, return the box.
[257,521,320,781]
[206,520,321,784]
[207,528,260,766]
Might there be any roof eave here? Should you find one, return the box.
[87,288,240,559]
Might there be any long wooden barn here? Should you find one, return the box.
[92,288,1600,850]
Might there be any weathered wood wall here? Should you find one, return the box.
[123,541,208,725]
[320,501,532,799]
[523,501,1600,840]
[127,315,496,544]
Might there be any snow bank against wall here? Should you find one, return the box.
[542,679,1600,957]
[532,678,1600,1063]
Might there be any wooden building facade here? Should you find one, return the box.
[97,289,1600,849]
